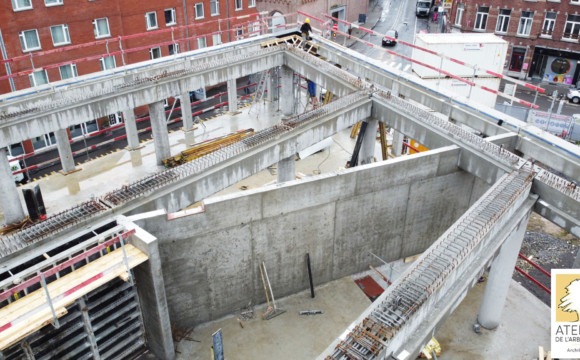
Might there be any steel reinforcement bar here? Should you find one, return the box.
[326,166,534,360]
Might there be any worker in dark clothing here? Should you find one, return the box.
[300,18,312,49]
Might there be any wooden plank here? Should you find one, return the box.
[0,244,147,350]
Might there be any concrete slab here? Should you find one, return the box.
[175,276,372,360]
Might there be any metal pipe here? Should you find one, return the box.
[262,261,277,308]
[306,253,315,298]
[515,266,550,294]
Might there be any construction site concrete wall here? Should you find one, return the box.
[134,146,489,327]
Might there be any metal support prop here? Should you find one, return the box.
[119,235,134,285]
[78,297,101,360]
[40,273,60,329]
[166,95,178,122]
[306,253,315,298]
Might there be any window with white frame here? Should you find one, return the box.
[474,6,489,30]
[517,11,534,36]
[165,8,176,25]
[99,56,116,70]
[212,34,222,45]
[11,0,32,11]
[195,3,204,19]
[210,0,219,16]
[496,9,511,33]
[542,12,556,36]
[572,0,580,4]
[248,0,255,7]
[93,18,110,38]
[45,0,63,6]
[146,11,158,30]
[150,47,162,59]
[236,28,243,39]
[19,29,41,52]
[168,43,179,55]
[59,64,77,80]
[235,0,242,11]
[197,37,207,49]
[455,3,464,26]
[564,14,580,39]
[50,24,70,46]
[29,70,49,87]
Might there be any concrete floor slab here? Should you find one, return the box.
[175,276,372,360]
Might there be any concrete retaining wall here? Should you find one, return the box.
[136,146,489,327]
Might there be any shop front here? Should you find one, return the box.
[529,46,580,86]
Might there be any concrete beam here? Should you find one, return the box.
[314,39,580,180]
[121,97,373,215]
[0,47,285,147]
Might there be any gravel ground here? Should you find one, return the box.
[514,213,579,306]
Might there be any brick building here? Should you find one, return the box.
[449,0,580,85]
[256,0,369,33]
[0,0,259,156]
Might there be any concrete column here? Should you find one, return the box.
[123,108,140,150]
[280,66,294,116]
[55,128,76,173]
[227,78,238,113]
[180,92,194,131]
[477,209,531,329]
[392,130,404,157]
[277,155,295,183]
[0,148,26,224]
[359,118,378,166]
[148,101,171,165]
[179,92,196,147]
[127,224,175,360]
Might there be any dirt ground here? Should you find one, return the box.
[515,212,579,305]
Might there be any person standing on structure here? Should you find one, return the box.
[300,18,312,49]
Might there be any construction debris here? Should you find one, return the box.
[299,310,324,316]
[420,338,441,359]
[171,325,195,342]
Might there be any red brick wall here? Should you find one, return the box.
[0,0,258,94]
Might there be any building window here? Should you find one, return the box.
[474,6,489,30]
[195,3,204,19]
[517,11,534,36]
[212,34,222,45]
[29,70,49,87]
[146,11,158,30]
[165,8,176,26]
[235,0,242,11]
[93,18,110,38]
[542,12,557,37]
[19,29,41,52]
[236,28,244,39]
[455,4,464,26]
[248,0,255,7]
[564,14,580,40]
[150,47,162,59]
[50,24,71,46]
[210,0,219,15]
[197,37,207,49]
[45,0,63,6]
[100,56,116,70]
[11,0,32,11]
[168,43,179,55]
[59,64,77,80]
[496,9,511,33]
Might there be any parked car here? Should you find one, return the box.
[382,30,398,46]
[567,88,580,104]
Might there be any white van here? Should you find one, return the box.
[8,155,28,185]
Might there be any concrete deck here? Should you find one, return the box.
[175,265,549,360]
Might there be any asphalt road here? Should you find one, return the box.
[350,0,431,73]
